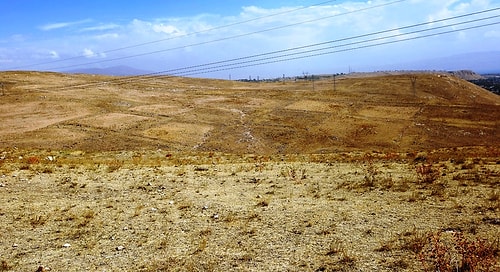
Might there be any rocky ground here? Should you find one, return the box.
[0,71,499,271]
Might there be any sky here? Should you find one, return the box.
[1,0,499,79]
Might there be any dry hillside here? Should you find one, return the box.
[0,71,498,153]
[0,71,499,272]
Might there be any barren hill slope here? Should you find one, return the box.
[0,71,498,153]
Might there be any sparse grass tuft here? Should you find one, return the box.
[280,165,307,182]
[29,214,48,228]
[0,260,12,271]
[488,190,499,202]
[416,164,440,184]
[106,159,123,172]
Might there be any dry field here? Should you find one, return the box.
[0,71,499,271]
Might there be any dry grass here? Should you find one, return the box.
[0,150,499,271]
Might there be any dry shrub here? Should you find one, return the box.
[418,231,499,272]
[416,164,440,184]
[26,156,40,164]
[280,166,307,182]
[0,260,12,271]
[106,159,123,172]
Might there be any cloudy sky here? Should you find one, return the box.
[1,0,499,78]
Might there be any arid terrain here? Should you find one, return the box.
[0,71,499,271]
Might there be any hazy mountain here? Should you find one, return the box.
[405,51,500,74]
[66,65,153,76]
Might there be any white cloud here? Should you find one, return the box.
[82,48,106,58]
[81,24,120,32]
[49,50,59,59]
[152,24,185,36]
[39,19,91,31]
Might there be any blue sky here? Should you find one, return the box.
[1,0,499,78]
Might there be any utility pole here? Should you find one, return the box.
[312,75,315,91]
[333,74,336,92]
[410,75,417,96]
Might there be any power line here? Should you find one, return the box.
[178,21,500,78]
[170,16,500,77]
[11,0,338,70]
[43,0,407,71]
[56,9,499,89]
[153,8,500,75]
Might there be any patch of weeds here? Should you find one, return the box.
[380,176,394,190]
[29,214,48,228]
[408,191,425,202]
[358,158,379,189]
[106,159,123,172]
[316,223,336,236]
[41,167,54,173]
[488,190,499,202]
[193,236,208,255]
[26,156,40,164]
[400,229,427,254]
[307,182,321,198]
[280,166,306,182]
[0,260,12,271]
[133,204,145,217]
[177,202,192,211]
[429,180,448,197]
[393,178,411,192]
[77,209,95,228]
[374,243,393,252]
[256,198,270,207]
[418,231,499,272]
[387,258,409,270]
[326,238,347,256]
[416,164,440,184]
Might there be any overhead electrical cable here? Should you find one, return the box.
[56,8,500,90]
[12,0,339,70]
[153,8,500,75]
[44,0,407,71]
[176,20,500,78]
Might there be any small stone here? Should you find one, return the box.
[151,208,157,212]
[123,226,128,230]
[62,243,71,248]
[12,243,18,248]
[116,245,125,251]
[168,200,174,205]
[213,214,219,219]
[0,183,4,187]
[202,205,209,210]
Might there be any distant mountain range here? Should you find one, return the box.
[403,51,500,74]
[66,65,153,76]
[64,51,499,77]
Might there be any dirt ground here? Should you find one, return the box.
[0,71,499,271]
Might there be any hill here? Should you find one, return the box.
[0,71,498,153]
[0,71,499,272]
